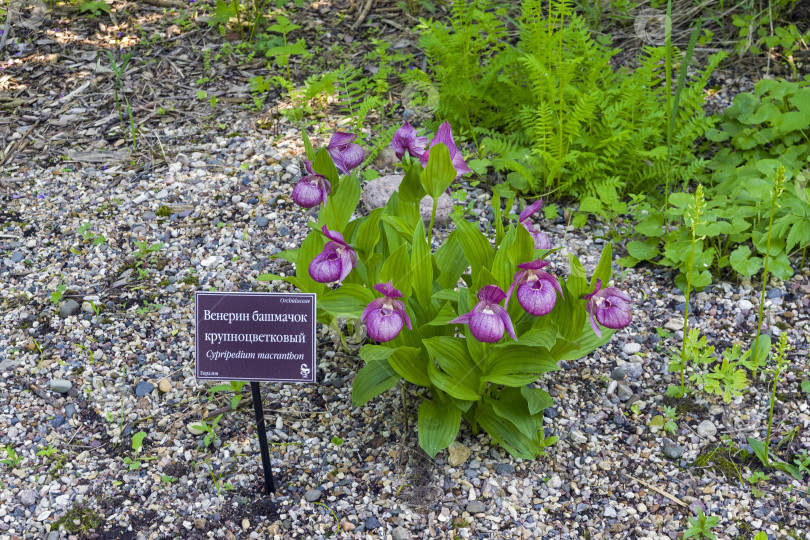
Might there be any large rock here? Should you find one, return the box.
[361,174,453,226]
[447,441,471,466]
[59,299,80,319]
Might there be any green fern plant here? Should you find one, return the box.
[419,0,724,204]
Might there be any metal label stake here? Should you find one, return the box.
[251,381,276,494]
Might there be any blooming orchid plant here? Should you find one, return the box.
[261,121,632,459]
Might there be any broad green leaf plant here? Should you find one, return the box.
[260,122,632,459]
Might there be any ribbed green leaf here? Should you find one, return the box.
[418,400,461,458]
[351,359,399,407]
[318,284,374,318]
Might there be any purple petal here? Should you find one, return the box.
[517,259,550,271]
[602,287,632,304]
[392,122,416,160]
[531,230,552,250]
[431,121,457,151]
[304,160,315,175]
[518,199,543,222]
[477,284,506,305]
[595,305,632,330]
[328,132,356,148]
[469,311,504,343]
[450,150,473,177]
[537,270,564,300]
[449,312,473,325]
[309,248,342,283]
[292,176,327,208]
[339,143,365,173]
[584,279,602,301]
[517,280,557,316]
[337,248,356,283]
[392,300,412,329]
[493,305,517,340]
[321,226,347,247]
[587,306,602,337]
[365,308,404,342]
[361,297,387,322]
[505,270,527,308]
[374,281,403,299]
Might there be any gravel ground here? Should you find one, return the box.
[1,113,809,540]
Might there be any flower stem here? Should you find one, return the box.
[765,333,789,464]
[427,198,438,246]
[753,166,785,379]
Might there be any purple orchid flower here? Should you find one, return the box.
[584,279,633,337]
[519,200,552,250]
[418,121,473,178]
[505,259,564,316]
[308,226,357,284]
[327,132,364,174]
[361,282,412,342]
[450,285,517,343]
[391,121,428,160]
[292,174,331,209]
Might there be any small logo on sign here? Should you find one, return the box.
[300,364,311,378]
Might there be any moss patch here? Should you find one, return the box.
[156,205,172,217]
[51,504,103,534]
[693,445,753,482]
[662,395,706,417]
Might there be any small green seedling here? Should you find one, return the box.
[123,431,147,471]
[683,508,720,539]
[1,446,23,468]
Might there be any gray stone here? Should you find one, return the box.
[19,489,37,506]
[59,299,80,319]
[493,463,515,475]
[622,362,644,380]
[663,442,684,460]
[47,531,60,540]
[617,384,634,401]
[278,225,290,236]
[303,489,322,502]
[49,379,73,394]
[10,252,24,263]
[767,289,782,298]
[365,516,382,530]
[603,505,617,518]
[51,414,66,428]
[622,342,641,355]
[65,404,78,418]
[392,525,410,540]
[256,216,269,227]
[466,501,486,514]
[135,381,154,397]
[610,367,625,381]
[568,430,587,444]
[738,299,754,311]
[696,420,717,438]
[361,174,454,225]
[0,358,21,372]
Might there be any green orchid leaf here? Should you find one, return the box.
[351,359,400,407]
[418,400,461,458]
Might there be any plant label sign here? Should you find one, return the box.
[194,291,316,383]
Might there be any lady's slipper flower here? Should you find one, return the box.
[450,285,517,343]
[308,227,357,284]
[418,121,473,178]
[391,121,428,160]
[292,174,331,209]
[584,279,633,337]
[361,282,412,342]
[519,199,552,250]
[505,259,563,316]
[327,132,364,174]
